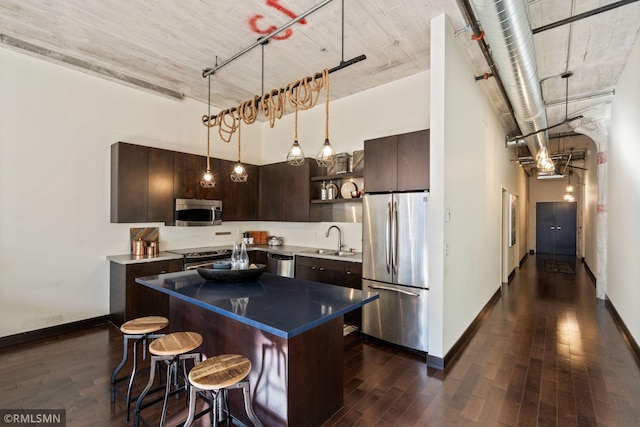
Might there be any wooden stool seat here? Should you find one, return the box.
[120,316,169,334]
[184,354,263,427]
[189,354,251,390]
[149,331,203,356]
[111,316,169,423]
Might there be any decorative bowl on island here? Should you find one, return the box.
[197,264,266,282]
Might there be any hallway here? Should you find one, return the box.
[326,254,640,426]
[0,255,639,426]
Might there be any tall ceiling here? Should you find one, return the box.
[1,0,639,142]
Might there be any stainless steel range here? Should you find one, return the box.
[166,247,231,270]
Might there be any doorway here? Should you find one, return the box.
[535,202,577,255]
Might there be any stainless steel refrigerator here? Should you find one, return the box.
[362,192,429,352]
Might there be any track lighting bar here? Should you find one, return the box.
[202,0,335,78]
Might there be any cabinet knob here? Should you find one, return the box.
[346,271,352,275]
[160,270,167,274]
[319,267,324,271]
[311,266,316,270]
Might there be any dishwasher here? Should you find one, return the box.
[267,253,295,278]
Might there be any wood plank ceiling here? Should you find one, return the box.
[1,0,639,141]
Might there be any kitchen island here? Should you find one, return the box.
[136,270,377,427]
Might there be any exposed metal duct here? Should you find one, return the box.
[470,0,548,159]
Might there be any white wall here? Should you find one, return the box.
[607,37,640,345]
[0,47,263,337]
[430,15,528,359]
[584,144,598,273]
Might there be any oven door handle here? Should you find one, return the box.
[185,261,215,270]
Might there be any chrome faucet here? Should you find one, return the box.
[325,225,342,253]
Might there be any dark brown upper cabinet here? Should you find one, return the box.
[220,159,259,221]
[364,129,430,193]
[173,152,221,201]
[111,142,174,224]
[259,159,322,222]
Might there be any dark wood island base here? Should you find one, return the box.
[170,297,344,426]
[135,271,377,426]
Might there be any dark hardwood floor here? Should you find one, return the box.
[1,255,639,426]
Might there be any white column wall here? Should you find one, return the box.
[607,37,640,345]
[430,14,528,359]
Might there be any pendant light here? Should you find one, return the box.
[315,69,336,167]
[200,74,215,188]
[230,118,248,183]
[287,107,305,165]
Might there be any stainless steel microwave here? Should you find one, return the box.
[175,198,222,226]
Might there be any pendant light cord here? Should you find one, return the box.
[237,119,242,162]
[206,75,211,171]
[324,69,329,140]
[294,107,299,141]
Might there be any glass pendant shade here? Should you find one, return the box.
[287,140,305,166]
[230,161,248,182]
[316,139,336,167]
[230,119,248,182]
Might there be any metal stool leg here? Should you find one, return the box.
[133,355,160,427]
[239,381,263,427]
[124,336,142,421]
[110,334,133,401]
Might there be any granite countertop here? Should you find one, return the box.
[108,244,362,265]
[107,251,184,265]
[135,271,377,338]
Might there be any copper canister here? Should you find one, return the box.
[132,239,146,255]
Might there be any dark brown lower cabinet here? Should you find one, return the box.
[109,259,183,326]
[295,256,363,326]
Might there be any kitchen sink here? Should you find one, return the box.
[304,249,338,255]
[336,251,355,257]
[301,249,358,257]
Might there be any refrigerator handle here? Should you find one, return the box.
[392,201,398,275]
[385,202,391,273]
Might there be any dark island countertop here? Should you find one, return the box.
[135,271,378,339]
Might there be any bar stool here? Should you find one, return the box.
[184,354,263,427]
[133,331,203,427]
[110,315,169,421]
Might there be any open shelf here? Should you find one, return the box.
[311,198,363,204]
[310,171,363,181]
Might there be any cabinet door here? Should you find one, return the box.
[220,160,259,221]
[343,262,362,326]
[344,263,362,289]
[111,142,148,223]
[364,136,398,192]
[111,259,183,325]
[174,152,221,200]
[147,147,175,223]
[295,256,318,281]
[249,250,268,267]
[317,259,344,286]
[259,163,283,221]
[282,161,322,222]
[397,130,430,191]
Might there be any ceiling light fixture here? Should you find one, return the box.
[230,119,248,183]
[201,74,215,188]
[287,107,305,166]
[315,69,336,167]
